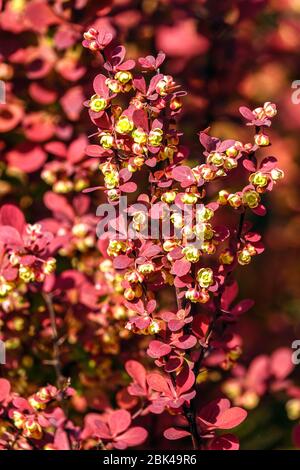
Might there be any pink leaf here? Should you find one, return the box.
[0,204,25,234]
[215,407,247,430]
[164,427,191,440]
[147,373,170,395]
[113,255,132,270]
[114,427,147,448]
[210,434,239,450]
[172,166,195,184]
[0,379,10,402]
[270,348,294,380]
[239,106,255,120]
[108,409,131,436]
[93,74,109,97]
[147,340,172,359]
[171,259,191,277]
[125,361,147,391]
[0,226,23,247]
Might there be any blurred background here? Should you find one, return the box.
[0,0,300,449]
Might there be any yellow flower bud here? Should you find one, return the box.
[100,132,114,149]
[137,262,155,274]
[115,71,133,84]
[105,78,122,93]
[218,189,229,205]
[132,127,147,144]
[254,133,270,147]
[263,101,277,118]
[181,193,198,204]
[286,399,300,420]
[148,128,163,147]
[19,265,35,283]
[104,171,119,189]
[43,257,56,275]
[207,152,224,167]
[163,240,179,252]
[23,419,43,440]
[197,207,214,222]
[196,267,214,288]
[224,157,238,170]
[182,246,201,263]
[170,213,184,228]
[219,250,234,265]
[225,146,239,158]
[228,193,242,208]
[271,168,284,181]
[148,320,161,334]
[237,248,252,265]
[161,191,177,203]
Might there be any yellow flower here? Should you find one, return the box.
[148,128,163,147]
[228,193,242,208]
[249,172,268,188]
[242,190,260,209]
[19,265,35,283]
[89,94,107,112]
[254,133,270,146]
[115,115,134,134]
[132,127,147,144]
[237,249,251,265]
[161,191,177,203]
[217,190,229,205]
[207,152,224,167]
[181,193,198,204]
[182,246,201,263]
[271,168,284,181]
[219,250,234,265]
[100,132,114,149]
[115,71,133,84]
[196,267,214,288]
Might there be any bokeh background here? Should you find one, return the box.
[0,0,300,450]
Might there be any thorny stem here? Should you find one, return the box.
[175,208,247,450]
[43,292,65,387]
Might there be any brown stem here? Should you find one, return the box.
[43,292,65,387]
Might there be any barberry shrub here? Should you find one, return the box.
[80,29,284,449]
[0,18,297,450]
